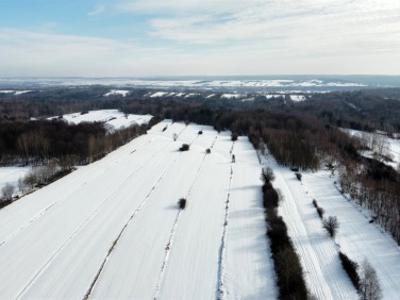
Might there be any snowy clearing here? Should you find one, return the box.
[302,170,400,299]
[0,167,31,196]
[104,90,130,97]
[0,90,31,96]
[221,93,242,99]
[290,95,306,102]
[0,121,276,299]
[343,128,400,169]
[48,109,153,132]
[262,154,400,299]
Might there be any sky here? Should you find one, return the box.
[0,0,399,77]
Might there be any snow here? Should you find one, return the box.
[221,93,242,99]
[262,153,400,299]
[150,91,168,98]
[0,121,276,299]
[103,90,130,97]
[262,155,358,299]
[1,78,367,88]
[290,95,306,102]
[48,110,153,132]
[302,170,400,299]
[0,90,31,96]
[265,94,283,99]
[0,167,31,195]
[343,128,400,169]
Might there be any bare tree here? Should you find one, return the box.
[323,216,339,238]
[359,260,382,300]
[1,184,15,201]
[262,166,275,182]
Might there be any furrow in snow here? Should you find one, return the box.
[216,164,234,300]
[83,151,181,300]
[153,135,218,299]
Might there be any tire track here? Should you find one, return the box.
[217,141,235,300]
[83,125,192,300]
[153,135,218,300]
[0,135,164,249]
[15,124,189,299]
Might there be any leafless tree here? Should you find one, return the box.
[323,216,339,238]
[1,184,15,201]
[359,260,382,300]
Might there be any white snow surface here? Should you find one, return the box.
[0,121,276,299]
[0,90,31,96]
[0,167,31,195]
[150,91,169,98]
[262,153,400,299]
[104,90,130,97]
[49,110,153,132]
[290,95,306,102]
[343,128,400,169]
[221,93,242,99]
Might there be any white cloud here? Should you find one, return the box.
[1,0,400,76]
[88,5,106,16]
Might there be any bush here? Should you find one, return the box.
[262,167,275,182]
[323,216,339,238]
[263,179,308,299]
[295,172,302,181]
[178,198,187,209]
[312,199,325,219]
[179,144,190,151]
[339,251,360,290]
[1,183,15,201]
[359,260,382,300]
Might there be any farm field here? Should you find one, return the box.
[262,154,400,299]
[0,121,276,299]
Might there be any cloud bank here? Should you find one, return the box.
[1,0,399,76]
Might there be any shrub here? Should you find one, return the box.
[359,260,382,300]
[323,216,339,238]
[312,199,325,219]
[263,179,308,299]
[338,251,360,290]
[179,144,190,151]
[178,198,187,209]
[1,183,15,201]
[262,167,275,182]
[295,172,302,181]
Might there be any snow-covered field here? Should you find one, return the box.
[262,154,400,299]
[104,90,130,97]
[0,121,276,299]
[0,90,31,96]
[49,110,153,132]
[343,128,400,169]
[0,167,31,196]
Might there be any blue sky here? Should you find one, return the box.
[0,0,399,76]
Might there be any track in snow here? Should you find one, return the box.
[0,121,277,299]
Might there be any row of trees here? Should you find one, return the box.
[0,120,147,165]
[339,158,400,244]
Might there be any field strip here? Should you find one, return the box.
[153,136,218,299]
